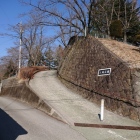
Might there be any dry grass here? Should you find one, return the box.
[17,66,49,81]
[98,38,140,68]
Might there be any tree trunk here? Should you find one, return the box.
[123,30,127,43]
[107,26,111,39]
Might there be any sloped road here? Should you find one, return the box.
[29,70,140,140]
[0,96,86,140]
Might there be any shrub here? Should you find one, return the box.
[110,20,123,39]
[18,66,48,80]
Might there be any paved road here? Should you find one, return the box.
[29,70,140,140]
[0,96,86,140]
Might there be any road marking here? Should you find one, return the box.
[108,130,127,140]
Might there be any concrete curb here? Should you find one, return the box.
[0,78,66,124]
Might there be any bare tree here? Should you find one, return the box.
[22,23,45,66]
[3,11,53,66]
[91,0,115,37]
[91,0,140,42]
[54,45,63,64]
[20,0,95,44]
[0,46,19,78]
[123,0,139,42]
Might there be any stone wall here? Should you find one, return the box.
[58,36,140,121]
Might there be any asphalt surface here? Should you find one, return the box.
[0,108,27,140]
[0,96,87,140]
[29,70,140,140]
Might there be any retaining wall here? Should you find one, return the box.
[58,36,140,121]
[0,77,63,122]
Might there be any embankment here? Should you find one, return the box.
[58,36,140,121]
[0,77,64,122]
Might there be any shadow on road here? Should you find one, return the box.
[0,108,28,140]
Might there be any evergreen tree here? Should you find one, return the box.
[110,20,123,39]
[4,60,17,78]
[91,0,140,43]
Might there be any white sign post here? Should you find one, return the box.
[100,99,104,121]
[97,68,110,121]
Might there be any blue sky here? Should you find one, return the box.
[0,0,140,58]
[0,0,59,58]
[0,0,31,57]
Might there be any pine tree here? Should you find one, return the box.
[111,0,140,42]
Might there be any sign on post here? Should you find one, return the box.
[98,68,111,76]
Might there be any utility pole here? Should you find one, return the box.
[19,22,23,70]
[17,22,23,79]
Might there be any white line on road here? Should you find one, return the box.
[108,130,127,140]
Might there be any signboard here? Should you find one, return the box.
[98,68,111,76]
